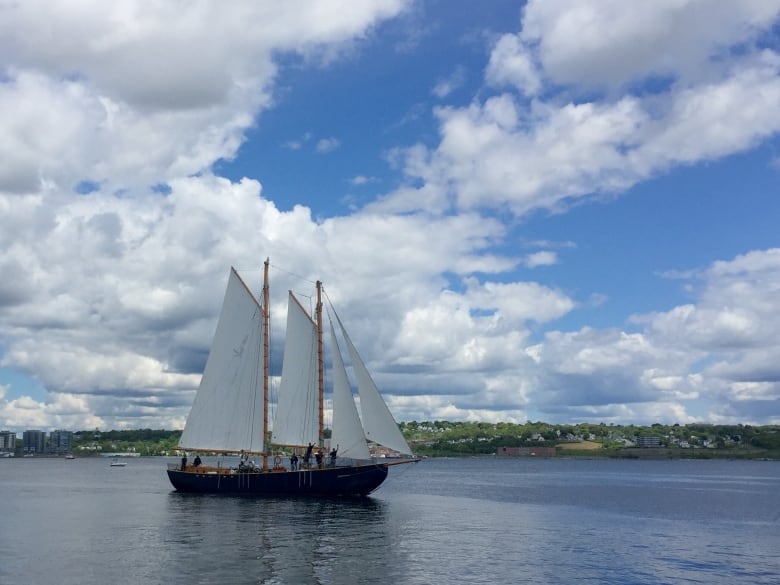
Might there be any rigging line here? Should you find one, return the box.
[321,287,344,327]
[292,290,316,321]
[270,263,318,319]
[390,459,419,479]
[269,262,316,286]
[322,286,333,309]
[322,289,340,337]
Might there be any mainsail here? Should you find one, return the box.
[271,292,320,447]
[179,268,264,452]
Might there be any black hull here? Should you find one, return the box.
[166,464,389,496]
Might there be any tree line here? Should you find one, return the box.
[399,421,780,457]
[24,421,780,458]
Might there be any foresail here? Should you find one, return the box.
[271,292,319,447]
[338,317,413,456]
[329,324,370,460]
[179,268,264,452]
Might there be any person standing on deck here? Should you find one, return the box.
[303,443,314,468]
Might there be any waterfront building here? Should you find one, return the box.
[0,430,16,455]
[50,430,73,453]
[636,436,662,448]
[22,430,46,455]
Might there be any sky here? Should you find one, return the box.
[1,0,780,434]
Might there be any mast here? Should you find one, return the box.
[262,258,270,470]
[316,280,324,447]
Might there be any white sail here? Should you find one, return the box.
[329,323,371,460]
[338,317,413,456]
[271,292,319,447]
[179,268,264,452]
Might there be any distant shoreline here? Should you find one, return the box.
[2,450,777,462]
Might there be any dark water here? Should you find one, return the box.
[1,457,778,584]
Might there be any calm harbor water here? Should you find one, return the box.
[1,456,778,584]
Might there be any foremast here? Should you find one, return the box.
[262,257,270,470]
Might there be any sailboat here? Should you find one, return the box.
[166,259,418,496]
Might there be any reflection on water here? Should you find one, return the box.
[164,494,392,584]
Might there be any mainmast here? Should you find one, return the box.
[262,258,270,470]
[316,280,324,447]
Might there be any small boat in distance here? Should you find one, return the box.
[110,457,127,467]
[166,259,419,496]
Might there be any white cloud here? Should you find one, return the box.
[2,1,780,432]
[3,193,780,429]
[523,248,780,424]
[644,249,780,352]
[379,49,780,217]
[485,34,541,96]
[350,175,379,186]
[519,0,780,90]
[632,57,780,171]
[373,94,647,216]
[371,2,780,219]
[316,137,341,153]
[0,173,531,429]
[527,326,706,423]
[523,251,557,268]
[0,0,410,434]
[0,1,408,194]
[0,388,107,432]
[432,66,467,98]
[284,140,305,150]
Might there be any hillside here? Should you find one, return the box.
[28,421,779,459]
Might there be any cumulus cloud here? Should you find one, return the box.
[519,0,780,90]
[0,1,408,194]
[0,386,107,431]
[523,251,557,268]
[0,171,535,430]
[529,326,703,410]
[485,34,541,96]
[533,249,780,424]
[373,1,780,218]
[0,1,414,431]
[544,244,780,425]
[378,62,780,216]
[639,249,780,420]
[2,1,780,432]
[644,249,780,351]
